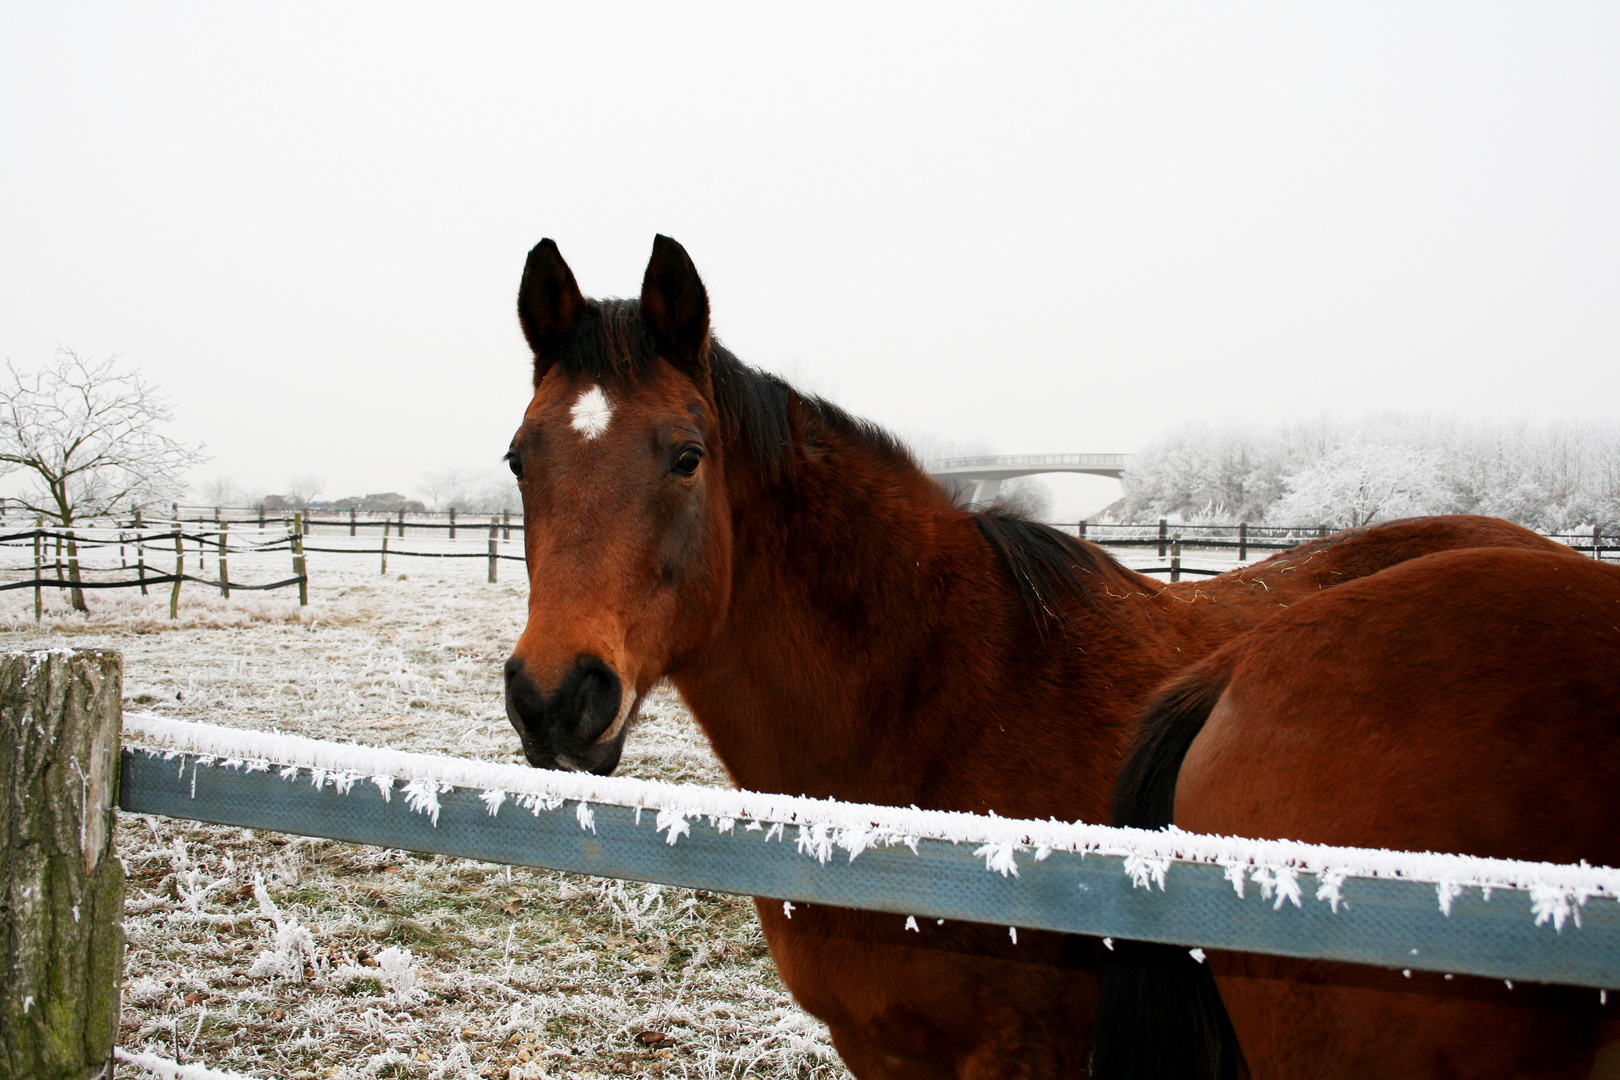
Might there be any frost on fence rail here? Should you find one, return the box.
[122,713,1620,931]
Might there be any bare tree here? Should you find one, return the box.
[286,475,325,508]
[417,464,518,513]
[0,349,205,609]
[193,474,246,509]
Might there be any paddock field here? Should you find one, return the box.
[2,536,850,1080]
[0,527,1253,1079]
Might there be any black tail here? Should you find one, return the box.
[1090,661,1249,1080]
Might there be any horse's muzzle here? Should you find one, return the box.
[504,654,628,775]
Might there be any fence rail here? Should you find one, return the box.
[0,515,523,617]
[4,516,1612,611]
[121,714,1620,992]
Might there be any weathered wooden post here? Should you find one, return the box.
[488,516,499,584]
[502,509,511,541]
[1238,521,1248,562]
[1171,533,1182,583]
[32,520,43,623]
[448,507,456,540]
[169,530,183,620]
[1157,518,1168,558]
[0,649,125,1080]
[1077,521,1087,540]
[349,508,357,537]
[134,510,147,598]
[397,508,406,538]
[380,534,389,577]
[218,522,230,600]
[1318,524,1330,540]
[292,513,308,606]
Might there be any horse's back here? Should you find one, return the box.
[1173,548,1620,1078]
[1177,547,1620,861]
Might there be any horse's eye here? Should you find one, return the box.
[504,450,523,480]
[672,447,703,477]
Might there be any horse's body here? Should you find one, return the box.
[1102,547,1620,1079]
[501,235,1579,1078]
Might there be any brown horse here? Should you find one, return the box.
[501,234,1576,1078]
[1101,547,1620,1079]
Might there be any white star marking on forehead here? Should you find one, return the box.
[570,385,613,440]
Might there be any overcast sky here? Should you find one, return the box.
[3,3,1617,518]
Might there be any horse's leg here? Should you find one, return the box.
[757,901,1099,1079]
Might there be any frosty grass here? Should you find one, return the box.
[6,526,1615,1078]
[4,529,848,1080]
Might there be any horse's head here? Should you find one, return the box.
[503,236,733,774]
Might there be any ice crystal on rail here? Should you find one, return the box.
[1316,870,1349,913]
[796,823,834,864]
[1251,866,1303,909]
[974,842,1021,878]
[1436,879,1464,916]
[1124,854,1169,891]
[402,779,442,825]
[655,808,689,845]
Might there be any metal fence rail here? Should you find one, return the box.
[120,749,1620,990]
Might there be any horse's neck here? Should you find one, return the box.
[669,435,1174,814]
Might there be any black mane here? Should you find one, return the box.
[557,298,1130,618]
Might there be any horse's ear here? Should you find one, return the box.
[517,238,587,384]
[640,235,710,382]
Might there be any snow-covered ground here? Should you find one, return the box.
[2,526,847,1080]
[0,523,1260,1079]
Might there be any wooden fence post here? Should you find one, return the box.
[219,522,230,599]
[502,509,511,541]
[1158,518,1168,558]
[293,513,308,606]
[0,649,125,1080]
[449,507,456,540]
[1318,524,1330,540]
[257,504,265,530]
[1595,525,1602,559]
[398,508,406,538]
[169,531,183,620]
[350,508,357,537]
[380,534,389,577]
[1238,521,1247,561]
[1171,533,1182,583]
[32,519,42,623]
[1078,521,1087,540]
[488,517,499,583]
[135,509,147,597]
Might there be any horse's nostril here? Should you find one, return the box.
[562,656,622,742]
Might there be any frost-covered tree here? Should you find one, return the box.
[998,477,1055,520]
[0,349,205,609]
[1117,414,1620,533]
[193,474,257,509]
[1268,443,1447,527]
[417,464,519,513]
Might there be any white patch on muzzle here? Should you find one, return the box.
[570,385,613,439]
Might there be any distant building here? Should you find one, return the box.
[328,493,427,513]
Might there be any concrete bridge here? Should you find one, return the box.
[926,453,1131,504]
